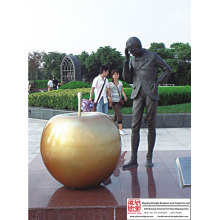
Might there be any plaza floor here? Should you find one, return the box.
[28,118,191,164]
[28,118,191,220]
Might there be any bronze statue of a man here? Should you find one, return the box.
[122,37,172,168]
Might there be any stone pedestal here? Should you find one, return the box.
[29,150,191,219]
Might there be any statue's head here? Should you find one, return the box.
[126,37,142,57]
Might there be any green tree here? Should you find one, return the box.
[169,43,191,85]
[148,42,173,59]
[148,43,174,84]
[85,46,123,82]
[170,42,191,62]
[148,42,191,85]
[28,51,45,80]
[42,52,67,80]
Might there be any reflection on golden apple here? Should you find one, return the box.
[40,112,121,189]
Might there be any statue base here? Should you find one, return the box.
[29,150,190,219]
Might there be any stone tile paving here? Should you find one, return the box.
[28,118,191,164]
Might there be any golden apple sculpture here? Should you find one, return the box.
[40,93,121,189]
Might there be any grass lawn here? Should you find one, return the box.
[108,103,191,114]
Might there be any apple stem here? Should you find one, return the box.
[77,92,82,116]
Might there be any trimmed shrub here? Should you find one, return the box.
[28,88,91,110]
[33,79,131,90]
[158,86,191,105]
[28,86,191,111]
[34,80,48,88]
[59,81,90,89]
[122,86,190,107]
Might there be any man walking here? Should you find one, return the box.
[89,65,111,114]
[122,37,172,168]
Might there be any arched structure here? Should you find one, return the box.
[60,55,82,84]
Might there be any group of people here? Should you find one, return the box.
[47,77,59,91]
[90,37,172,169]
[89,65,127,135]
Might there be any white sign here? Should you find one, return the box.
[127,198,190,219]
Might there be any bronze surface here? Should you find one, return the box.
[40,112,121,188]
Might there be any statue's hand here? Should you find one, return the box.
[151,82,159,93]
[125,48,130,60]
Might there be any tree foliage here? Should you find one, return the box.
[28,51,45,80]
[28,42,191,85]
[148,42,191,85]
[85,46,123,82]
[169,43,191,85]
[42,52,67,80]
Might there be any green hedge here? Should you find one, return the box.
[28,86,191,110]
[59,81,90,89]
[34,80,48,88]
[122,86,191,107]
[28,88,91,110]
[158,86,191,105]
[58,79,131,89]
[33,79,131,89]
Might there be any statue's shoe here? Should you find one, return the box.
[122,161,138,170]
[145,159,154,168]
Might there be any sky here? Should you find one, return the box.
[28,0,190,55]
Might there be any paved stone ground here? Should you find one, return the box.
[28,118,191,164]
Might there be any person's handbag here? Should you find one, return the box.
[114,82,124,106]
[92,102,97,112]
[81,99,95,112]
[92,78,106,112]
[119,98,124,106]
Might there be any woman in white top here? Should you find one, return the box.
[109,69,127,135]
